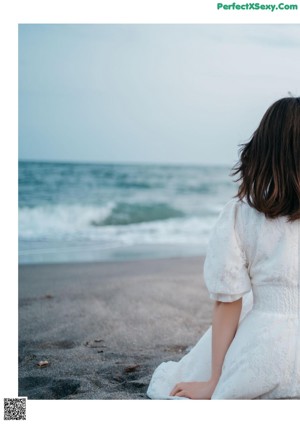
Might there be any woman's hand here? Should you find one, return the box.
[169,379,218,399]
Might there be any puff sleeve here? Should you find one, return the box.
[203,198,252,302]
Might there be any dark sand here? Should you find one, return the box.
[18,256,213,400]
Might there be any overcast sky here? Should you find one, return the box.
[19,24,300,166]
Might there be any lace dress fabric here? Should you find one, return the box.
[146,198,300,399]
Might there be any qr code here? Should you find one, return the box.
[4,398,26,420]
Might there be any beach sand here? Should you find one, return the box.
[19,255,213,399]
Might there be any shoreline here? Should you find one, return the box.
[19,243,208,266]
[19,252,204,267]
[19,255,212,399]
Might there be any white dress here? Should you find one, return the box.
[147,197,300,399]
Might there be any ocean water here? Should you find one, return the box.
[19,161,238,264]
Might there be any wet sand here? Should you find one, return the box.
[18,255,213,399]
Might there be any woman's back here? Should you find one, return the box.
[239,199,299,316]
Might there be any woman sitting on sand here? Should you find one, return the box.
[147,96,300,400]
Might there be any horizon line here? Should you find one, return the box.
[18,158,234,168]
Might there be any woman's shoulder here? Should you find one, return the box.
[222,196,250,209]
[221,196,294,232]
[216,197,263,238]
[221,196,261,219]
[218,196,251,220]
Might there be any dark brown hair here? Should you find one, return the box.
[230,96,300,222]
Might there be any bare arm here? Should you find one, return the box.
[170,297,242,399]
[210,298,242,384]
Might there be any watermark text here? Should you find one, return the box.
[217,2,298,11]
